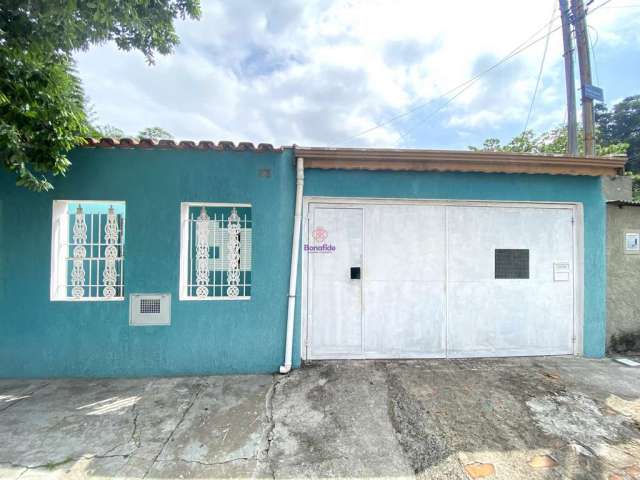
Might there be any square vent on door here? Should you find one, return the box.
[129,294,171,326]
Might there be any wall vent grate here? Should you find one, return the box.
[140,298,161,314]
[130,294,171,326]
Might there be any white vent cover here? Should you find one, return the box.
[129,294,171,326]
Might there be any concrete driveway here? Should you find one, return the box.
[1,357,640,479]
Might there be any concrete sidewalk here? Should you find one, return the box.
[1,357,640,479]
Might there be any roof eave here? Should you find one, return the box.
[294,147,627,177]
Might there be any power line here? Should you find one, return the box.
[346,11,562,141]
[397,0,613,143]
[523,0,558,134]
[397,18,566,142]
[348,0,614,143]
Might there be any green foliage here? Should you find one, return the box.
[628,172,640,201]
[0,1,201,64]
[88,124,126,139]
[596,95,640,172]
[85,125,173,141]
[138,127,173,141]
[0,0,200,191]
[470,97,638,168]
[469,125,629,157]
[0,48,88,191]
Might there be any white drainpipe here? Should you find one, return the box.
[280,156,304,374]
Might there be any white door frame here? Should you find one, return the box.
[301,196,584,361]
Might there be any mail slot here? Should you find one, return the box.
[350,267,361,279]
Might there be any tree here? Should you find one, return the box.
[469,126,628,156]
[596,95,640,172]
[89,125,126,140]
[471,96,640,199]
[0,1,200,191]
[0,49,87,191]
[86,125,174,141]
[138,127,173,141]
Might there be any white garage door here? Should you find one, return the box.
[305,201,577,359]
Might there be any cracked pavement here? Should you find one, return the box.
[1,357,640,479]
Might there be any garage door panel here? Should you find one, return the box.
[309,207,363,358]
[307,201,577,360]
[365,205,445,282]
[364,280,446,357]
[447,207,573,282]
[311,279,362,355]
[447,282,574,356]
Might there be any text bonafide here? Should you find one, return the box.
[304,243,336,253]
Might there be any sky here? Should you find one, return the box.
[75,0,640,150]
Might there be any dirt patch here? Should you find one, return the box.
[382,364,451,474]
[609,331,640,354]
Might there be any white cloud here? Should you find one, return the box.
[75,0,639,148]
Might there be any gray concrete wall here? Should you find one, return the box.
[602,175,633,202]
[607,203,640,352]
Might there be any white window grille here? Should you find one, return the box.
[179,203,252,300]
[50,200,126,301]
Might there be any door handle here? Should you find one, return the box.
[350,267,361,280]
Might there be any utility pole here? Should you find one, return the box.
[559,0,577,155]
[571,0,595,156]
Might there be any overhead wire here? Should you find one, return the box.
[345,11,562,142]
[347,0,615,144]
[397,17,565,142]
[398,0,615,143]
[522,0,558,134]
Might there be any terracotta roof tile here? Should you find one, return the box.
[197,140,219,150]
[82,138,282,152]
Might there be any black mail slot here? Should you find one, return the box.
[350,267,361,279]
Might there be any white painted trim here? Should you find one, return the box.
[50,199,126,302]
[178,201,253,301]
[574,203,585,355]
[180,202,252,208]
[179,203,190,301]
[303,196,580,209]
[301,196,585,360]
[179,296,251,301]
[50,200,68,301]
[53,297,125,302]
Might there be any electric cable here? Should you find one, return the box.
[523,0,558,134]
[346,0,615,143]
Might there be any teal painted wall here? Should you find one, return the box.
[0,147,296,378]
[301,170,607,358]
[0,152,608,379]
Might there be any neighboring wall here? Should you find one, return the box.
[0,147,296,378]
[607,203,640,352]
[302,169,607,358]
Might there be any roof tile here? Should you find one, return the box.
[81,138,282,152]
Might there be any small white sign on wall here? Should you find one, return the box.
[553,262,571,282]
[625,232,640,254]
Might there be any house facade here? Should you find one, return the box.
[0,140,626,377]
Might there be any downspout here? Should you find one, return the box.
[280,156,304,374]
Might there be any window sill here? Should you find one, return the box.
[179,296,251,301]
[51,297,125,302]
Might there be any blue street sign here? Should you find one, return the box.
[584,84,604,102]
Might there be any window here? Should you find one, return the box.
[179,203,252,300]
[495,249,529,279]
[50,201,126,301]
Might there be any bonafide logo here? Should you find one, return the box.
[305,226,336,253]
